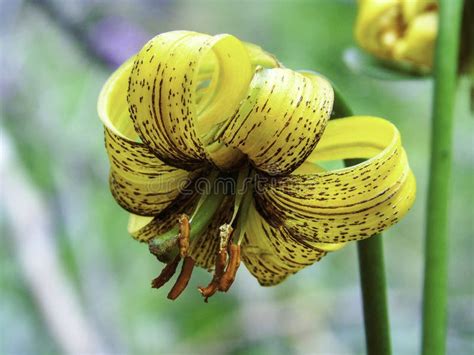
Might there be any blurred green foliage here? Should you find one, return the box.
[1,0,472,354]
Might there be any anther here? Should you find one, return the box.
[198,248,227,302]
[198,224,236,302]
[151,254,181,289]
[168,256,196,300]
[151,214,191,295]
[219,224,232,250]
[177,214,190,258]
[219,244,241,292]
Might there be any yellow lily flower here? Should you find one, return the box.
[98,31,416,301]
[355,0,438,72]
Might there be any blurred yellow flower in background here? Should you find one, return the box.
[355,0,438,72]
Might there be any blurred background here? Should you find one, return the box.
[0,0,472,354]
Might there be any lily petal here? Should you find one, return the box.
[254,116,416,243]
[127,31,254,169]
[241,199,327,286]
[219,68,333,176]
[98,58,198,216]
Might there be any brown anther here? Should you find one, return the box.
[219,244,241,292]
[177,214,190,258]
[151,254,181,289]
[198,249,227,302]
[167,256,195,300]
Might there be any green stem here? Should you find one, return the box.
[422,1,463,354]
[333,88,392,355]
[357,237,391,355]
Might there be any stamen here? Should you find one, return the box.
[151,254,181,289]
[167,256,196,300]
[219,224,233,250]
[198,224,234,302]
[148,172,226,299]
[178,214,190,258]
[148,170,223,260]
[149,169,252,301]
[219,244,241,292]
[198,248,227,302]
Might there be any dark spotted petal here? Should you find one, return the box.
[127,31,254,170]
[219,68,333,176]
[98,58,198,216]
[254,116,416,244]
[241,199,327,286]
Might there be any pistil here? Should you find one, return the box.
[177,214,190,258]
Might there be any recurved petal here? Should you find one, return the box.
[241,199,327,286]
[254,116,416,244]
[127,31,254,169]
[98,57,199,216]
[108,162,199,216]
[219,68,333,176]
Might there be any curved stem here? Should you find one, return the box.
[422,1,464,354]
[333,88,392,355]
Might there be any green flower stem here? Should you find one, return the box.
[356,235,391,355]
[422,1,464,354]
[333,88,391,355]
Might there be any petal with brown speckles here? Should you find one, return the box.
[219,68,333,176]
[127,31,254,170]
[241,199,327,286]
[254,116,416,244]
[98,57,200,216]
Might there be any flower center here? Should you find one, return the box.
[148,166,254,301]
